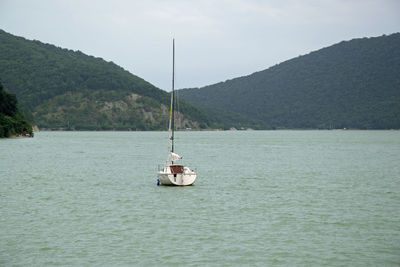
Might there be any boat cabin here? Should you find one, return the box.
[170,165,184,174]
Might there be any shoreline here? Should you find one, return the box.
[32,128,400,132]
[3,135,32,139]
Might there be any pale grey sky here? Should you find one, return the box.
[1,0,399,91]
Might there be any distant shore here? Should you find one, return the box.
[8,133,33,138]
[31,128,400,132]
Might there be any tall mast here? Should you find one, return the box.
[171,38,175,153]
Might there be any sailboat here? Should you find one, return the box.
[157,39,197,186]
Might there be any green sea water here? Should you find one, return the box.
[1,130,399,266]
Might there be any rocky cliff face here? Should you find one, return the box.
[34,92,200,130]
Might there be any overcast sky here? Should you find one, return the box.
[1,0,399,91]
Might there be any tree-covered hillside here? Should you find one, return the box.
[0,29,212,130]
[0,81,33,137]
[180,34,400,129]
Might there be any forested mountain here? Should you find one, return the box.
[0,29,212,130]
[180,33,400,129]
[2,29,399,131]
[0,82,33,137]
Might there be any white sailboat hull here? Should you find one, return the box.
[157,165,197,186]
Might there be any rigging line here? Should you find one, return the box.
[174,41,180,129]
[171,38,175,153]
[176,85,180,128]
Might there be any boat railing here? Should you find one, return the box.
[157,164,197,173]
[185,166,197,174]
[157,164,165,172]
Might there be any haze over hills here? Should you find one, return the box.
[180,33,400,129]
[0,29,212,130]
